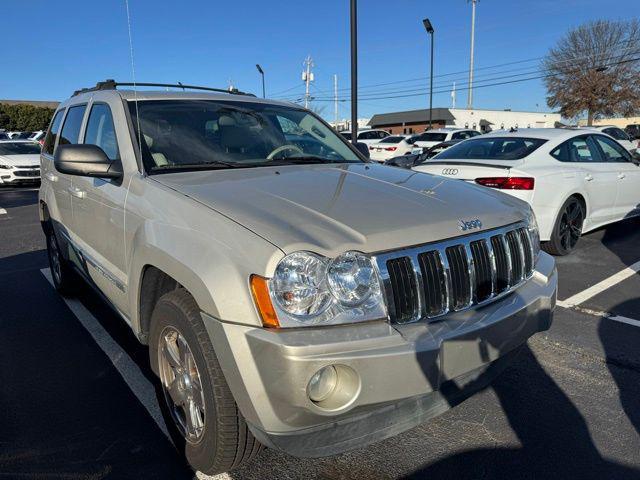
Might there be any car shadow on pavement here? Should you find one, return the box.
[405,343,640,480]
[599,216,640,440]
[0,187,40,208]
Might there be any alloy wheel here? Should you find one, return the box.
[558,200,584,251]
[158,326,206,443]
[48,235,63,285]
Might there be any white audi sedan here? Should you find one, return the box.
[413,128,640,255]
[368,135,417,162]
[413,128,481,151]
[0,140,42,186]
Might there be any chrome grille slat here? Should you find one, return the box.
[375,222,536,325]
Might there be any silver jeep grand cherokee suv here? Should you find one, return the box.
[39,80,557,475]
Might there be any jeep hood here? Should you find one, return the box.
[154,163,530,256]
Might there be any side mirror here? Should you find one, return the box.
[54,144,123,179]
[354,142,370,159]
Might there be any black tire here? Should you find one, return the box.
[149,289,261,475]
[543,197,585,256]
[46,230,78,296]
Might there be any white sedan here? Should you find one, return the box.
[581,125,638,153]
[0,140,42,185]
[368,135,417,162]
[413,128,481,151]
[413,128,640,255]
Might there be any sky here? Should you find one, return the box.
[1,0,638,121]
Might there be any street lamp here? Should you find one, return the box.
[256,64,265,98]
[422,18,434,130]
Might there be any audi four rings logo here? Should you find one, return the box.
[458,219,483,231]
[441,168,459,175]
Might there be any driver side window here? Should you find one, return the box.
[84,104,120,161]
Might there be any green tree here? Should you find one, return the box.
[0,103,55,131]
[543,19,640,125]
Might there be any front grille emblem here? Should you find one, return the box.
[458,219,482,231]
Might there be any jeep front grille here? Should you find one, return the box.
[375,223,535,324]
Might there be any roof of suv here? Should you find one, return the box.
[63,88,298,109]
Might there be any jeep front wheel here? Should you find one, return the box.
[149,289,261,475]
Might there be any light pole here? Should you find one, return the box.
[350,0,358,144]
[256,64,265,98]
[422,18,434,130]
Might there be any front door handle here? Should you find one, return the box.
[68,186,86,199]
[618,173,627,179]
[585,174,594,182]
[45,172,58,182]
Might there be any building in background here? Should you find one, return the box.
[368,108,561,134]
[577,116,640,128]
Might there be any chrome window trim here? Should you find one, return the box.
[373,221,535,325]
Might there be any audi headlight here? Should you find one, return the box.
[252,251,387,327]
[526,207,541,258]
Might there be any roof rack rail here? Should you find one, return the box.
[72,79,255,97]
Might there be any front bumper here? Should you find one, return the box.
[203,252,557,458]
[0,169,41,185]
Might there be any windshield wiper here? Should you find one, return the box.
[266,156,348,165]
[152,160,243,171]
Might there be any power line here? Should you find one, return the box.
[306,55,640,103]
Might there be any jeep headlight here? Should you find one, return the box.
[252,251,387,327]
[526,207,541,258]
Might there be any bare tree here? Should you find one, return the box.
[543,19,640,125]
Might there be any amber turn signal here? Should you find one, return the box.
[250,275,280,328]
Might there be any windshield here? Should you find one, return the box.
[0,142,41,155]
[435,137,547,160]
[379,136,405,144]
[128,100,361,173]
[416,132,447,142]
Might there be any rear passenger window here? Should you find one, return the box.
[43,109,65,155]
[84,104,120,161]
[58,105,87,146]
[551,136,601,162]
[594,135,630,162]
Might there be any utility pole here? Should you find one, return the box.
[302,55,314,109]
[350,0,358,144]
[467,0,477,109]
[451,81,456,109]
[334,74,339,128]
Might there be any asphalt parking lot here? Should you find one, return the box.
[1,185,639,480]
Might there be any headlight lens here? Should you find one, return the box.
[327,252,379,306]
[527,208,541,258]
[267,251,387,327]
[0,164,11,169]
[271,252,331,317]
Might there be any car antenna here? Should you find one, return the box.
[124,0,143,165]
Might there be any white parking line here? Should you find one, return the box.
[564,305,640,328]
[557,259,640,308]
[40,268,173,442]
[609,314,640,328]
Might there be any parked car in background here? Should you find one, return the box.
[413,128,480,152]
[40,81,557,475]
[625,124,640,140]
[340,129,390,145]
[413,129,640,255]
[0,140,42,185]
[29,130,46,142]
[368,135,417,162]
[582,125,636,152]
[0,132,9,140]
[384,140,463,169]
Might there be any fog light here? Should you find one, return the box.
[307,365,338,402]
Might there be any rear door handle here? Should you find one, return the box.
[584,174,594,182]
[618,173,627,179]
[68,186,86,199]
[45,172,58,182]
